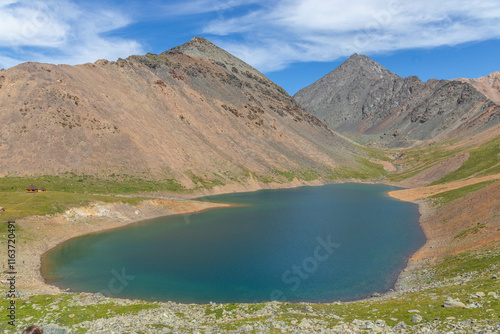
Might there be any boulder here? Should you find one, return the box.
[411,314,423,323]
[443,297,466,308]
[298,318,311,329]
[393,321,407,330]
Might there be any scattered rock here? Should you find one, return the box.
[411,314,423,323]
[393,321,407,330]
[239,324,253,332]
[443,297,466,308]
[466,302,482,309]
[298,318,311,329]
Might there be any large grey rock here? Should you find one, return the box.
[393,321,407,330]
[443,297,466,308]
[298,318,311,329]
[411,314,423,323]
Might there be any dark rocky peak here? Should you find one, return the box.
[164,37,239,66]
[164,37,222,56]
[294,54,402,105]
[332,53,400,82]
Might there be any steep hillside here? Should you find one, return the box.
[0,37,373,189]
[294,55,500,147]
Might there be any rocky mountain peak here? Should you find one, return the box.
[336,53,399,81]
[293,54,402,132]
[162,36,259,77]
[165,37,220,56]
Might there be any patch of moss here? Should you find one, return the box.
[454,223,487,240]
[273,170,296,182]
[0,191,149,221]
[253,173,276,184]
[190,173,226,189]
[0,294,160,333]
[429,180,498,208]
[432,136,500,184]
[297,169,319,181]
[0,174,184,195]
[327,157,387,180]
[387,143,462,182]
[434,250,500,279]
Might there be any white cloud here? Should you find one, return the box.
[200,0,500,72]
[2,0,499,72]
[161,0,263,16]
[0,0,144,68]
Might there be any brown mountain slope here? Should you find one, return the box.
[454,71,500,104]
[294,55,500,148]
[0,37,366,187]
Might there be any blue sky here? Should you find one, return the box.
[1,0,500,94]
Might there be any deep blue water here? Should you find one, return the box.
[42,183,424,303]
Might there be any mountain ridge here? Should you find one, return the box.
[0,37,375,188]
[294,55,500,147]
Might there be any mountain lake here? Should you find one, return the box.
[42,183,424,303]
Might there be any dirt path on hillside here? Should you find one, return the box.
[395,153,470,188]
[388,173,500,201]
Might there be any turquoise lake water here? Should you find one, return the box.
[42,183,425,303]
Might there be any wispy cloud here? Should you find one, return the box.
[161,0,262,16]
[0,0,143,68]
[199,0,500,72]
[1,0,499,72]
